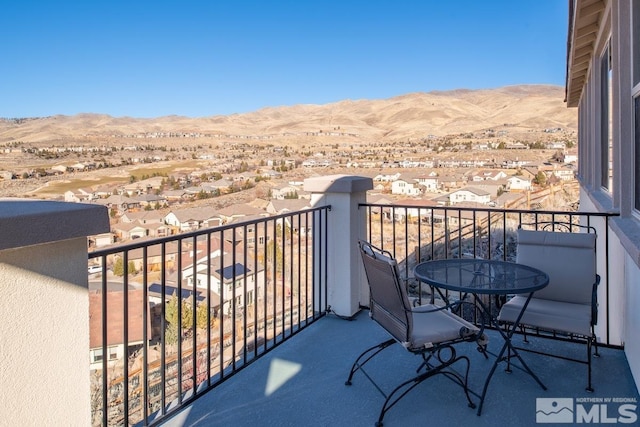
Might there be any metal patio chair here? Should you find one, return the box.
[497,224,600,391]
[345,241,485,426]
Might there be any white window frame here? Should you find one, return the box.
[92,348,103,363]
[633,0,640,215]
[600,40,614,193]
[108,346,118,361]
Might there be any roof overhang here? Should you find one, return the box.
[565,0,606,107]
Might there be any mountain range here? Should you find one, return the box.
[0,84,576,144]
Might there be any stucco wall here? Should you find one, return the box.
[581,190,640,390]
[624,251,640,389]
[0,238,90,426]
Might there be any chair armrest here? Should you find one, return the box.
[410,299,473,314]
[592,274,600,326]
[411,301,487,344]
[410,303,452,314]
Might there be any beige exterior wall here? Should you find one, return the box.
[305,175,373,317]
[570,0,640,389]
[0,200,109,426]
[0,238,91,426]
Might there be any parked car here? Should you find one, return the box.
[88,265,103,274]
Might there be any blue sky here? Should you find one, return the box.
[0,1,568,119]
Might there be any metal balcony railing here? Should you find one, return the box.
[88,201,621,426]
[88,206,330,426]
[360,203,620,347]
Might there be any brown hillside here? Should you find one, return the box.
[0,85,575,144]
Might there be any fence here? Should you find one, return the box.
[88,206,330,426]
[360,202,619,346]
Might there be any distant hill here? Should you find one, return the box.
[0,85,576,143]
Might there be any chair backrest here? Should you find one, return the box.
[516,229,597,304]
[359,241,412,343]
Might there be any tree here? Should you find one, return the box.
[165,296,214,345]
[266,239,283,275]
[164,295,186,345]
[112,258,137,276]
[529,141,546,149]
[112,258,124,276]
[552,150,564,162]
[534,171,547,187]
[196,303,214,329]
[196,190,211,200]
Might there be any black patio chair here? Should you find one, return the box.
[345,241,485,426]
[497,223,600,391]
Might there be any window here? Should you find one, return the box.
[634,0,640,86]
[635,1,640,211]
[108,346,118,361]
[600,41,613,192]
[93,348,103,363]
[635,98,640,211]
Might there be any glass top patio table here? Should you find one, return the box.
[413,258,549,296]
[413,258,550,416]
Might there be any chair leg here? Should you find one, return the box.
[345,338,396,386]
[586,337,594,392]
[375,354,475,426]
[586,325,597,392]
[415,353,434,374]
[476,333,489,359]
[592,326,600,358]
[502,322,513,373]
[439,355,476,409]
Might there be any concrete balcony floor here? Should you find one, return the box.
[161,311,639,427]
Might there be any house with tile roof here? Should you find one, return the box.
[447,186,492,206]
[266,199,312,215]
[89,290,150,370]
[218,204,268,224]
[506,175,533,191]
[164,207,222,232]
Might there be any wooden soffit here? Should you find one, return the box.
[565,0,606,107]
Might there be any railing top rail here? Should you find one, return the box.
[358,202,620,218]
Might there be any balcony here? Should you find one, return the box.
[1,175,638,426]
[161,312,638,427]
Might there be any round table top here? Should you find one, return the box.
[414,258,549,295]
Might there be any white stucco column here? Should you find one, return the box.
[0,199,109,426]
[304,175,373,317]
